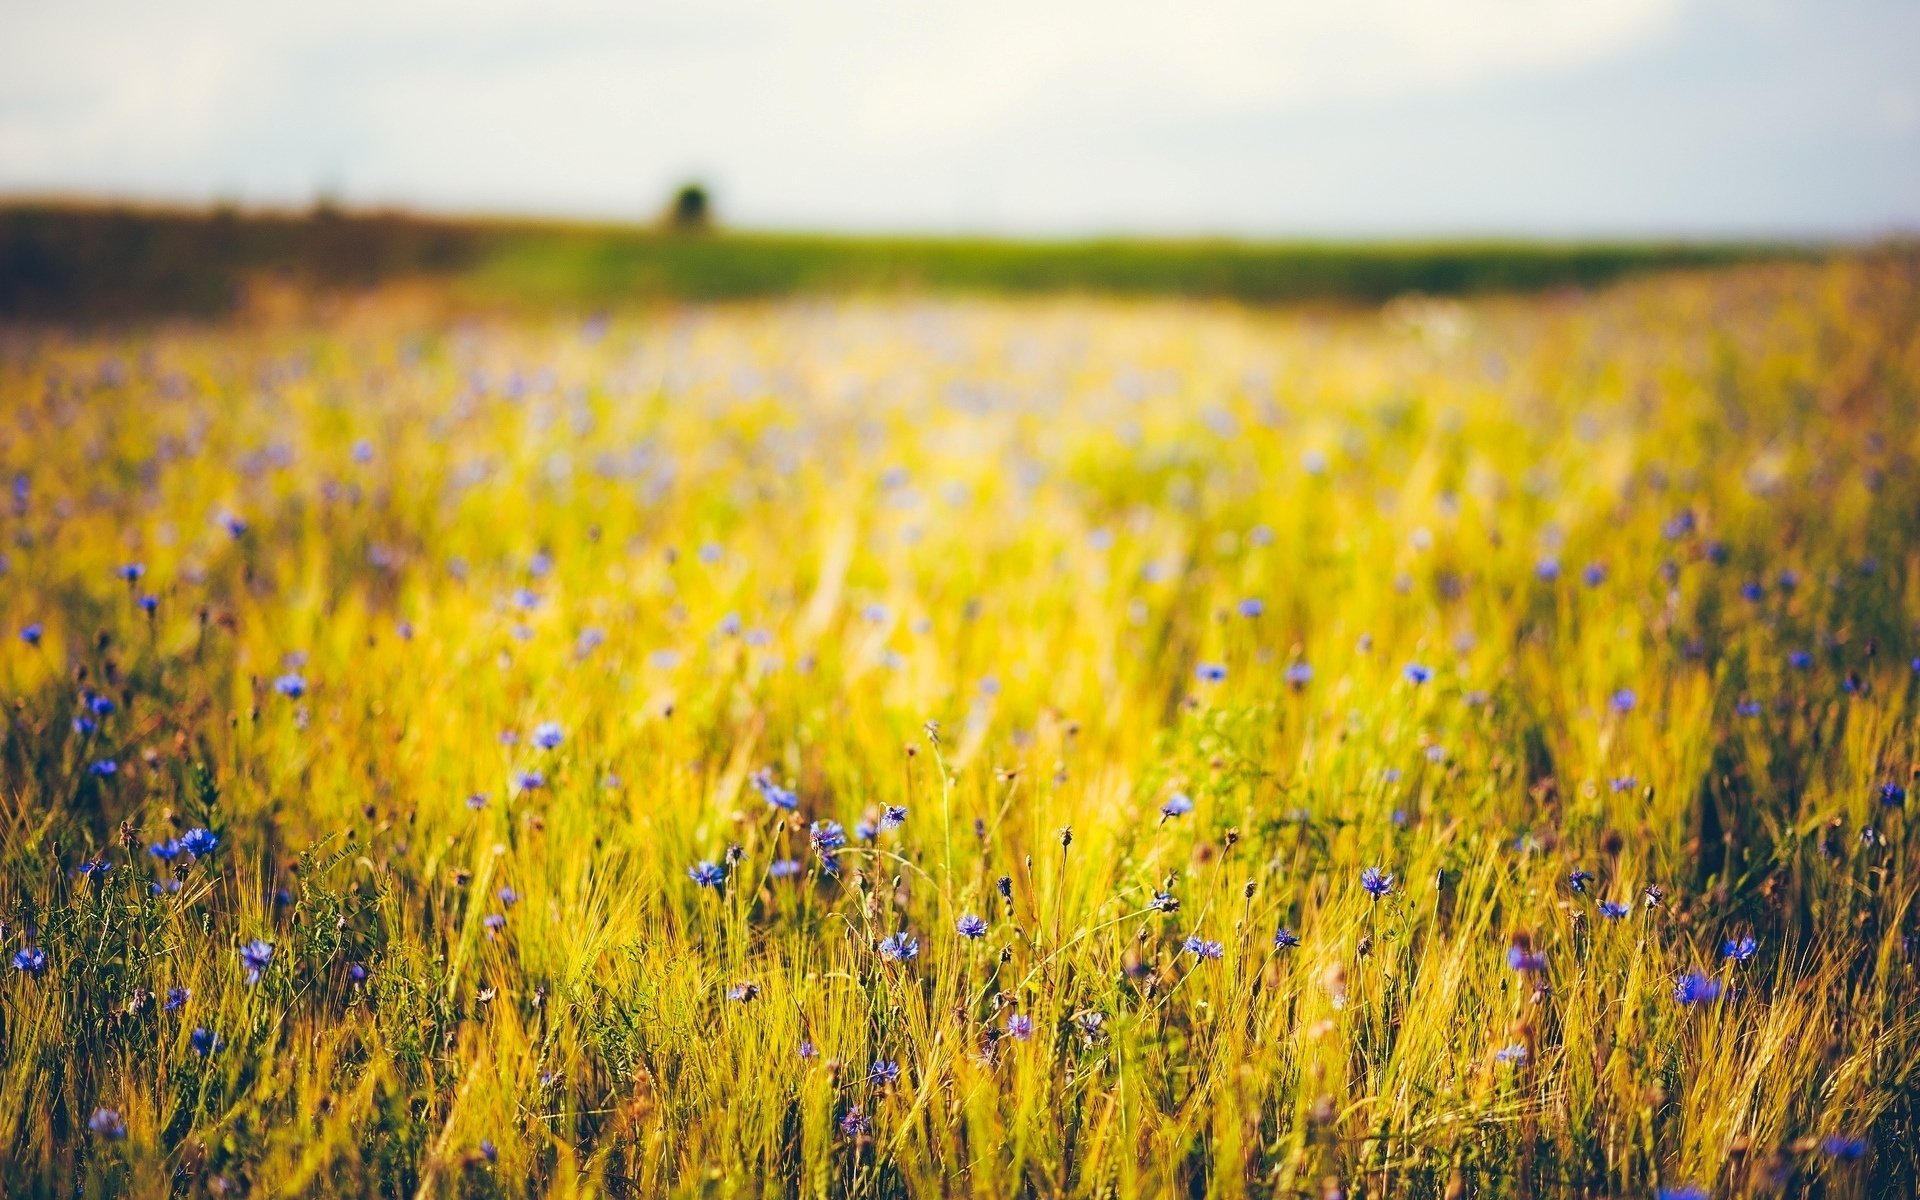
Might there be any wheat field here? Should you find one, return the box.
[2,256,1917,1197]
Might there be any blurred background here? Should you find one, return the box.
[2,0,1916,317]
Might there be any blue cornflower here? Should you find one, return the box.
[1284,662,1313,687]
[1599,900,1631,920]
[1182,936,1224,960]
[1493,1044,1528,1065]
[839,1106,871,1136]
[165,986,189,1010]
[88,694,115,716]
[1507,943,1547,973]
[769,858,803,879]
[239,939,274,985]
[1777,569,1799,593]
[854,818,879,842]
[531,722,564,750]
[810,821,846,852]
[1237,598,1264,618]
[20,623,42,646]
[12,947,46,973]
[1534,558,1561,582]
[726,982,759,1002]
[1006,1013,1035,1040]
[482,914,506,936]
[1878,782,1906,807]
[1159,793,1193,819]
[1360,867,1395,898]
[1740,580,1765,602]
[868,1060,900,1086]
[1722,936,1758,963]
[220,514,248,538]
[73,717,97,736]
[1820,1134,1868,1161]
[1567,870,1594,894]
[1403,664,1432,685]
[1273,927,1300,949]
[89,759,118,778]
[189,1027,222,1056]
[956,913,989,939]
[750,769,798,811]
[1736,699,1762,717]
[1788,650,1813,670]
[512,769,545,793]
[1673,971,1722,1005]
[688,861,726,888]
[117,563,145,583]
[347,963,367,983]
[479,1139,498,1163]
[1610,689,1636,714]
[152,879,182,895]
[1194,663,1227,683]
[877,932,919,962]
[273,674,306,698]
[880,804,908,831]
[1656,1187,1708,1200]
[1149,890,1180,913]
[497,886,519,906]
[1581,562,1606,587]
[1610,777,1638,794]
[179,828,218,857]
[137,594,158,615]
[88,1108,126,1140]
[148,838,183,861]
[717,612,742,636]
[75,857,111,877]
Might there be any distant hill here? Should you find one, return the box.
[0,200,1815,321]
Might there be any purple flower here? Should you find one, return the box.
[1284,662,1314,687]
[1182,935,1224,960]
[877,932,919,962]
[531,722,564,750]
[1360,867,1395,898]
[165,986,189,1010]
[179,828,218,857]
[956,913,989,939]
[1507,943,1547,973]
[1567,870,1594,894]
[88,1108,127,1140]
[1402,664,1432,685]
[189,1027,222,1056]
[1820,1134,1868,1161]
[810,820,846,852]
[1722,936,1757,963]
[839,1106,871,1136]
[1673,971,1722,1005]
[868,1060,900,1086]
[1581,562,1606,587]
[89,759,118,778]
[749,769,797,811]
[880,804,908,831]
[1273,927,1300,949]
[20,623,43,646]
[239,939,274,985]
[273,674,306,698]
[12,947,46,973]
[1159,793,1193,819]
[1878,782,1906,807]
[1609,689,1636,714]
[1237,598,1264,618]
[1493,1044,1528,1065]
[727,982,760,1002]
[1006,1013,1034,1040]
[1598,900,1630,921]
[688,861,725,888]
[1194,663,1227,683]
[769,858,803,879]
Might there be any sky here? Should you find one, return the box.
[1,0,1916,237]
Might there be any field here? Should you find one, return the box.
[2,250,1918,1198]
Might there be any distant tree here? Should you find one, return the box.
[666,183,712,232]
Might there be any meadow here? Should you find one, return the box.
[1,251,1917,1197]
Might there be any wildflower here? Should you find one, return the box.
[148,838,182,861]
[1878,782,1906,807]
[165,986,189,1009]
[1722,936,1758,963]
[1820,1134,1868,1160]
[1610,689,1636,714]
[1736,699,1762,717]
[512,769,545,793]
[1580,562,1606,587]
[1360,867,1395,898]
[88,1108,126,1140]
[531,722,564,750]
[1656,1187,1707,1200]
[136,594,158,614]
[956,913,989,939]
[76,857,111,877]
[1159,793,1193,819]
[271,673,306,699]
[1788,650,1813,669]
[189,1028,222,1056]
[769,858,803,879]
[1194,663,1227,683]
[1076,1011,1107,1040]
[1673,971,1722,1005]
[1402,664,1431,685]
[1182,936,1224,960]
[810,821,846,852]
[727,982,760,1002]
[179,828,218,857]
[467,793,489,810]
[89,759,118,778]
[751,769,798,811]
[479,1140,498,1163]
[839,1106,871,1137]
[1507,940,1547,974]
[1598,900,1630,920]
[88,693,116,716]
[1609,777,1638,794]
[688,861,725,888]
[1535,557,1561,581]
[482,914,506,938]
[347,963,367,983]
[854,818,879,842]
[239,939,274,985]
[1493,1044,1528,1065]
[867,1060,900,1086]
[1273,927,1300,949]
[1284,662,1314,687]
[880,804,908,831]
[12,947,46,973]
[1237,598,1264,618]
[877,932,919,962]
[1006,1013,1035,1040]
[118,563,146,583]
[1740,580,1765,602]
[20,623,42,645]
[1149,890,1180,913]
[1567,870,1594,894]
